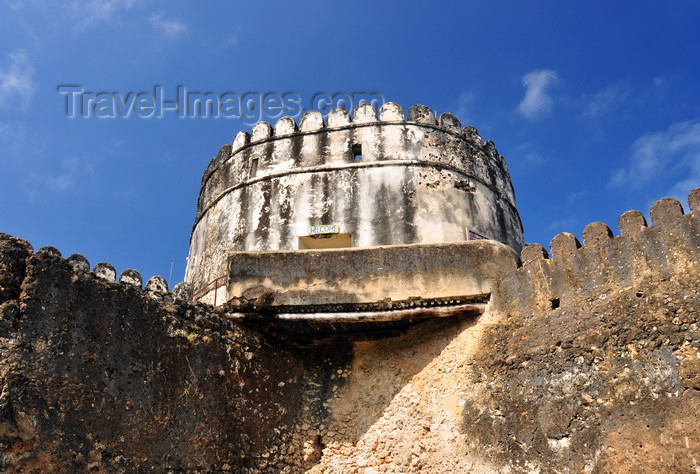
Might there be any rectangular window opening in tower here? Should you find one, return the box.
[352,144,363,160]
[249,158,259,178]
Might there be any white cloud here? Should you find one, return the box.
[518,69,558,120]
[25,156,95,200]
[453,91,475,124]
[583,83,628,118]
[48,156,81,190]
[149,12,187,40]
[0,121,27,158]
[547,215,577,232]
[71,0,141,30]
[567,190,589,204]
[666,161,700,203]
[515,142,547,166]
[611,120,700,198]
[0,49,36,110]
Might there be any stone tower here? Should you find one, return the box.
[185,102,524,309]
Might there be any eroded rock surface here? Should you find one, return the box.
[0,189,697,472]
[0,246,329,472]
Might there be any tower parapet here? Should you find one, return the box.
[186,102,524,301]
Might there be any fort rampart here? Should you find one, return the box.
[495,189,700,315]
[0,189,697,471]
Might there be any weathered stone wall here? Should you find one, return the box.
[185,103,524,298]
[0,236,340,472]
[495,190,700,317]
[305,189,699,473]
[0,189,698,472]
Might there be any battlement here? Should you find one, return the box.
[201,103,506,181]
[0,236,192,302]
[496,188,700,315]
[195,103,517,227]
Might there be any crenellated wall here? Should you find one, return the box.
[186,102,524,299]
[494,188,700,315]
[0,239,199,308]
[0,234,312,472]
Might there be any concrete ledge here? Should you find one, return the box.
[228,240,519,307]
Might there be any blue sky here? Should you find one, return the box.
[1,1,699,286]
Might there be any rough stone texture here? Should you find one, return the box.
[458,268,699,473]
[93,262,116,282]
[145,275,168,295]
[185,103,524,299]
[36,246,61,258]
[172,281,193,301]
[0,234,32,303]
[301,265,698,473]
[66,253,90,273]
[0,189,697,472]
[119,268,142,288]
[0,247,322,472]
[301,189,700,473]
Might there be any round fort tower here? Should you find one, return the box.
[185,102,524,305]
